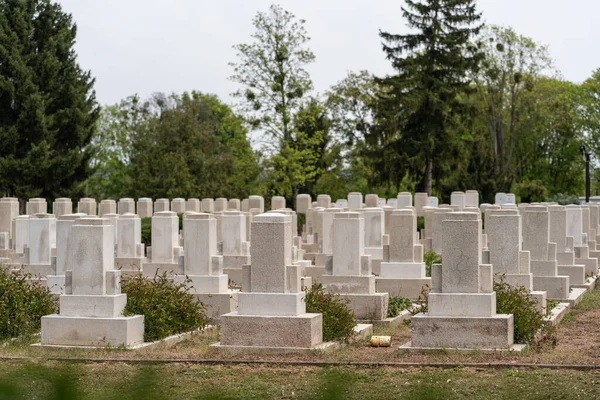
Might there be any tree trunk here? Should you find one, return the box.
[424,157,433,196]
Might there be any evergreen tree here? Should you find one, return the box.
[379,0,483,195]
[0,0,99,204]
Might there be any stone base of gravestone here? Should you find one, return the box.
[115,257,144,272]
[557,265,586,285]
[532,275,569,300]
[319,275,389,321]
[195,292,238,319]
[376,278,431,300]
[217,313,322,349]
[41,315,144,347]
[222,255,251,286]
[45,275,65,294]
[410,314,515,349]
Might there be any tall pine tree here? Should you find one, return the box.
[379,0,483,195]
[0,0,99,205]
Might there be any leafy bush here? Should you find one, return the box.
[121,272,210,341]
[513,180,547,203]
[387,296,412,318]
[547,193,580,205]
[305,283,356,342]
[141,217,152,247]
[0,269,57,339]
[424,250,442,277]
[494,275,547,345]
[416,216,425,233]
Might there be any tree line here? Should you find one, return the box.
[1,0,598,207]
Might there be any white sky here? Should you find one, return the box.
[56,0,600,106]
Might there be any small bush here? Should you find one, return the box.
[121,272,210,342]
[410,285,430,315]
[387,296,412,318]
[141,217,152,247]
[305,283,356,342]
[494,275,547,345]
[0,269,57,339]
[416,216,425,233]
[424,250,442,277]
[547,193,580,205]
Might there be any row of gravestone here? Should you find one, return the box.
[0,192,596,352]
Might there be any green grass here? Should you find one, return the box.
[561,285,600,323]
[1,361,600,399]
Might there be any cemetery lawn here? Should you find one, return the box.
[0,361,600,398]
[1,286,600,397]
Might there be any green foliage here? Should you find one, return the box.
[121,272,210,342]
[513,180,547,203]
[387,296,412,318]
[304,283,356,342]
[547,193,580,205]
[141,217,152,247]
[416,216,425,233]
[424,251,442,278]
[125,92,259,200]
[0,0,99,201]
[0,269,57,339]
[378,0,484,195]
[494,275,546,345]
[230,4,315,144]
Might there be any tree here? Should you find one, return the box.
[474,26,554,190]
[230,4,314,146]
[84,96,146,199]
[266,99,338,198]
[379,0,484,195]
[230,4,318,202]
[0,0,99,205]
[127,92,259,200]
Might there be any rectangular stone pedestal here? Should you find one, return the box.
[575,258,598,277]
[46,275,65,294]
[410,313,514,349]
[195,292,238,319]
[557,265,585,285]
[115,257,144,272]
[41,315,144,347]
[533,275,569,300]
[143,262,183,277]
[375,277,431,300]
[223,268,242,286]
[338,293,389,321]
[219,312,322,348]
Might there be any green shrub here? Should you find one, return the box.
[0,269,57,339]
[424,250,442,277]
[494,275,546,345]
[121,272,210,342]
[547,193,580,205]
[387,296,412,318]
[305,283,356,342]
[416,216,425,233]
[141,217,152,246]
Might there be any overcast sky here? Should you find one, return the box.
[56,0,600,106]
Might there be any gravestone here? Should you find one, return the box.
[116,213,145,272]
[320,212,388,321]
[99,200,117,217]
[407,212,519,351]
[118,198,135,215]
[522,205,570,300]
[377,209,431,299]
[77,198,96,216]
[136,198,153,218]
[217,213,323,350]
[177,213,236,318]
[52,198,72,218]
[221,211,250,285]
[41,218,144,347]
